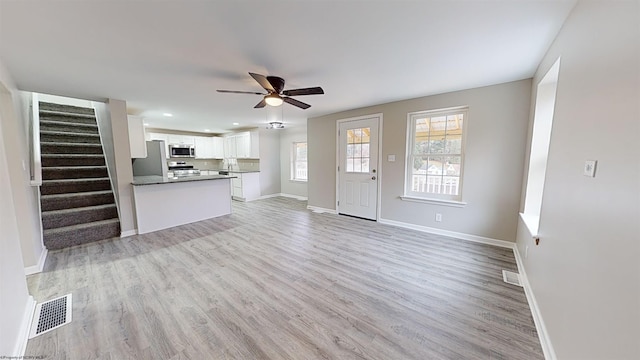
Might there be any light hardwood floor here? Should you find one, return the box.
[26,197,543,359]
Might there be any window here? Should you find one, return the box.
[292,142,307,181]
[405,107,467,202]
[346,127,370,173]
[522,58,560,235]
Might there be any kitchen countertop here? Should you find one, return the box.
[132,174,236,186]
[217,170,260,173]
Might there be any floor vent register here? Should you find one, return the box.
[29,293,73,338]
[502,270,523,287]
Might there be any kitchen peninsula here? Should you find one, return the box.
[132,174,235,234]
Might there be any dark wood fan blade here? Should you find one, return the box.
[217,90,264,95]
[254,99,266,108]
[249,72,275,92]
[282,87,324,96]
[283,97,311,109]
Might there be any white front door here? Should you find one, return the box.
[338,116,380,220]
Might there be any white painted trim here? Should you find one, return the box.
[307,205,338,214]
[258,193,308,201]
[377,217,514,249]
[14,296,36,357]
[513,246,556,360]
[257,193,281,200]
[279,193,308,201]
[24,248,47,276]
[120,229,137,238]
[400,196,468,207]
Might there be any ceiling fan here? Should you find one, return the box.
[217,72,324,109]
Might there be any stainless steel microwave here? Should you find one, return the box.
[169,144,195,158]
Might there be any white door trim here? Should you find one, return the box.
[335,113,383,220]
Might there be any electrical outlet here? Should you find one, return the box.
[435,213,442,222]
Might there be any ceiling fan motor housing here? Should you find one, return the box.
[266,76,285,94]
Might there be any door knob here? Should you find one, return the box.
[372,176,377,180]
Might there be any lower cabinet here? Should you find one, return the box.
[231,172,260,202]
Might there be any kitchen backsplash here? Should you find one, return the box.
[173,159,260,171]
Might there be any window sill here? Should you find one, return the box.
[519,212,539,237]
[289,179,308,183]
[400,196,467,207]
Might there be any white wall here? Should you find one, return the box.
[107,99,136,235]
[0,60,34,358]
[1,88,44,271]
[309,79,531,242]
[280,125,308,198]
[516,1,640,359]
[258,127,281,196]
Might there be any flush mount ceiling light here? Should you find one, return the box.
[264,93,283,107]
[267,121,285,129]
[232,122,240,126]
[163,113,173,117]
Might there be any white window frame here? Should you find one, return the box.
[291,141,308,182]
[402,106,468,206]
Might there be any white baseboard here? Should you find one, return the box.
[279,193,308,201]
[306,205,338,214]
[377,217,514,249]
[14,295,36,357]
[513,246,556,360]
[257,193,281,200]
[24,248,48,276]
[121,229,137,238]
[259,193,308,201]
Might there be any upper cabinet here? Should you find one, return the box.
[128,115,147,158]
[224,130,259,159]
[168,134,194,145]
[194,136,224,159]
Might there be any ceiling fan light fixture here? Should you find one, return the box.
[265,93,283,107]
[267,121,285,129]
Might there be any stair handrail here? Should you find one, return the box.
[30,93,42,186]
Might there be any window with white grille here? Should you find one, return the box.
[405,107,467,201]
[292,142,308,181]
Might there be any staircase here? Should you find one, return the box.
[39,102,120,250]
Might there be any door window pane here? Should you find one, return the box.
[345,127,371,173]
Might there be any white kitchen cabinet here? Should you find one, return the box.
[128,116,147,158]
[194,136,211,159]
[223,130,259,159]
[195,136,224,159]
[231,172,260,202]
[223,135,237,158]
[168,134,194,145]
[212,137,224,158]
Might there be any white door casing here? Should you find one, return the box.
[337,115,381,220]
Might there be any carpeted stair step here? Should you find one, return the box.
[41,142,104,155]
[43,218,120,250]
[42,166,108,180]
[40,120,99,134]
[42,154,105,167]
[41,190,115,211]
[41,178,112,195]
[39,111,97,125]
[39,102,96,116]
[40,130,101,144]
[42,204,118,230]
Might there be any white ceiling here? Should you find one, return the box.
[0,0,575,133]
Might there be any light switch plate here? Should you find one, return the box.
[388,155,396,162]
[583,160,597,177]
